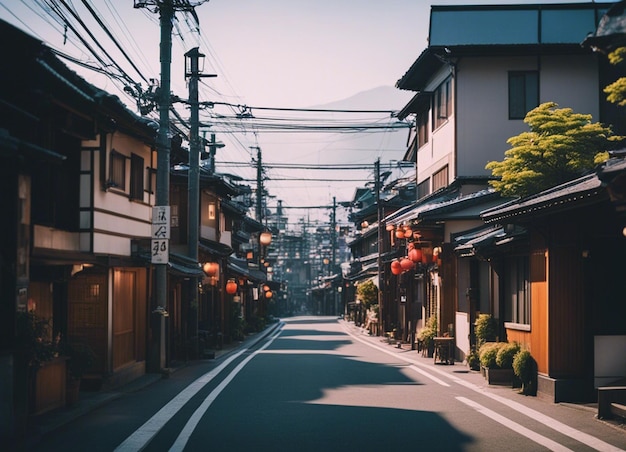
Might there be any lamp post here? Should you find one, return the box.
[185,47,216,359]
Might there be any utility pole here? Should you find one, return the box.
[144,0,174,373]
[375,158,384,336]
[135,0,207,372]
[185,47,216,359]
[254,146,264,222]
[331,196,338,315]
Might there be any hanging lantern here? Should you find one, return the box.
[203,262,219,277]
[408,247,422,263]
[265,290,273,299]
[390,260,403,275]
[260,231,272,246]
[400,257,415,271]
[225,279,238,295]
[403,227,413,238]
[395,228,405,239]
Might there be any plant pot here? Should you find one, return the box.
[485,367,514,385]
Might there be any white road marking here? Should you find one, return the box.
[409,364,450,386]
[343,323,624,452]
[114,324,283,452]
[168,329,283,452]
[457,396,573,452]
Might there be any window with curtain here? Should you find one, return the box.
[434,76,453,129]
[109,150,126,189]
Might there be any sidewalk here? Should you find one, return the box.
[342,321,626,432]
[27,321,283,441]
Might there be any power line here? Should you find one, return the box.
[219,161,413,170]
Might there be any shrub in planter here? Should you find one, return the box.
[474,314,497,349]
[478,342,502,369]
[496,342,520,369]
[466,347,480,371]
[418,315,437,353]
[513,349,538,395]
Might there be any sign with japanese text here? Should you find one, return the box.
[151,206,170,264]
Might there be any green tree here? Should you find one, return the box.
[356,279,378,309]
[605,47,626,107]
[486,102,623,198]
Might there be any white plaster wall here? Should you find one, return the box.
[90,132,153,257]
[455,54,600,178]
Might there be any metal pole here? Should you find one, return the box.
[151,0,173,373]
[255,147,263,222]
[186,47,201,359]
[375,158,384,336]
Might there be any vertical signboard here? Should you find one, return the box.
[151,206,170,264]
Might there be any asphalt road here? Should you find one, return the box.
[24,316,626,451]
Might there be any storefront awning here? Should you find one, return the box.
[168,253,205,277]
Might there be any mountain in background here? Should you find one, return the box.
[310,85,414,111]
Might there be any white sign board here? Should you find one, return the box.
[151,206,170,239]
[151,239,169,264]
[151,206,170,264]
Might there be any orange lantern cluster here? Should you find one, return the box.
[393,224,415,239]
[225,278,238,295]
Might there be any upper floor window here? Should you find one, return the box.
[417,111,429,148]
[434,76,453,129]
[504,255,530,325]
[432,165,449,192]
[108,150,126,189]
[417,178,430,200]
[509,71,538,119]
[130,153,144,201]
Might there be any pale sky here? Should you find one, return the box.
[0,0,601,226]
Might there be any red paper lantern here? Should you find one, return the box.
[390,260,403,275]
[265,290,273,299]
[203,262,219,276]
[408,247,422,263]
[400,257,415,271]
[225,279,238,294]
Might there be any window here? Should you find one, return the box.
[417,178,430,200]
[432,165,449,192]
[108,150,126,189]
[417,111,429,148]
[130,154,144,200]
[504,255,530,325]
[434,76,453,129]
[509,71,538,119]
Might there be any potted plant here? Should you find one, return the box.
[466,347,480,371]
[418,316,437,357]
[62,341,95,406]
[474,314,497,349]
[16,310,59,370]
[15,310,62,414]
[513,349,538,395]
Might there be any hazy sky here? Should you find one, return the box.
[0,0,603,226]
